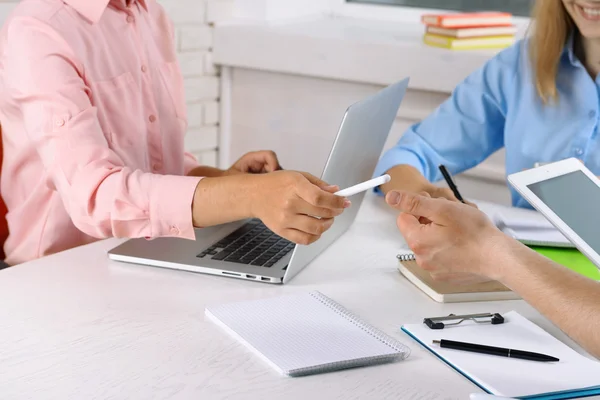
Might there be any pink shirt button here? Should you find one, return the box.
[141,65,147,73]
[55,119,65,127]
[126,15,134,23]
[149,114,157,123]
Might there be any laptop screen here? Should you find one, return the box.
[527,171,600,253]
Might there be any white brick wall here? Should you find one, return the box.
[0,0,225,167]
[155,0,225,166]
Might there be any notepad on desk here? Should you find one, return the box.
[499,225,574,247]
[402,311,600,399]
[397,246,599,303]
[205,291,411,377]
[396,258,519,303]
[477,201,574,248]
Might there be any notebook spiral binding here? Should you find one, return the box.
[397,253,416,262]
[309,291,411,357]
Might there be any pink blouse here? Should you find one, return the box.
[0,0,202,264]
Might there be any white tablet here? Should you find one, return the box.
[508,158,600,268]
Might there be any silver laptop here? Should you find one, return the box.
[108,78,409,283]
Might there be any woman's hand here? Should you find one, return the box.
[383,164,477,208]
[226,151,282,175]
[191,170,350,246]
[425,185,478,208]
[248,171,349,245]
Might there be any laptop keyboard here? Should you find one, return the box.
[197,220,295,267]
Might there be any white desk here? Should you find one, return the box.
[0,194,590,399]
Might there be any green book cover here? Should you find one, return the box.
[529,246,600,280]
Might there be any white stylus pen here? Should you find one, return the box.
[334,174,391,197]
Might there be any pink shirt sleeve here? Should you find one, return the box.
[4,17,201,240]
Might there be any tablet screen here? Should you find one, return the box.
[527,171,600,252]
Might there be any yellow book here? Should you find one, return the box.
[423,33,515,50]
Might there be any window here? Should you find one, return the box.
[346,0,535,17]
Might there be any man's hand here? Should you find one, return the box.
[386,190,508,283]
[227,151,282,175]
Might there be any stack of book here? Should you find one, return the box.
[421,11,517,50]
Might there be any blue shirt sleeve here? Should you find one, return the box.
[373,41,522,192]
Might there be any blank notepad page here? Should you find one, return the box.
[205,291,410,376]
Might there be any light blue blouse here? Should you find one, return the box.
[374,37,600,208]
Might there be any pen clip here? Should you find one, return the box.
[423,313,505,330]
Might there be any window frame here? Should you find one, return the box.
[328,0,531,30]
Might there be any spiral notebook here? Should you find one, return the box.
[205,291,411,376]
[396,257,519,303]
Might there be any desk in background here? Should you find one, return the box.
[0,194,590,400]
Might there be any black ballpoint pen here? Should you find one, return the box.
[438,164,465,203]
[433,339,560,362]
